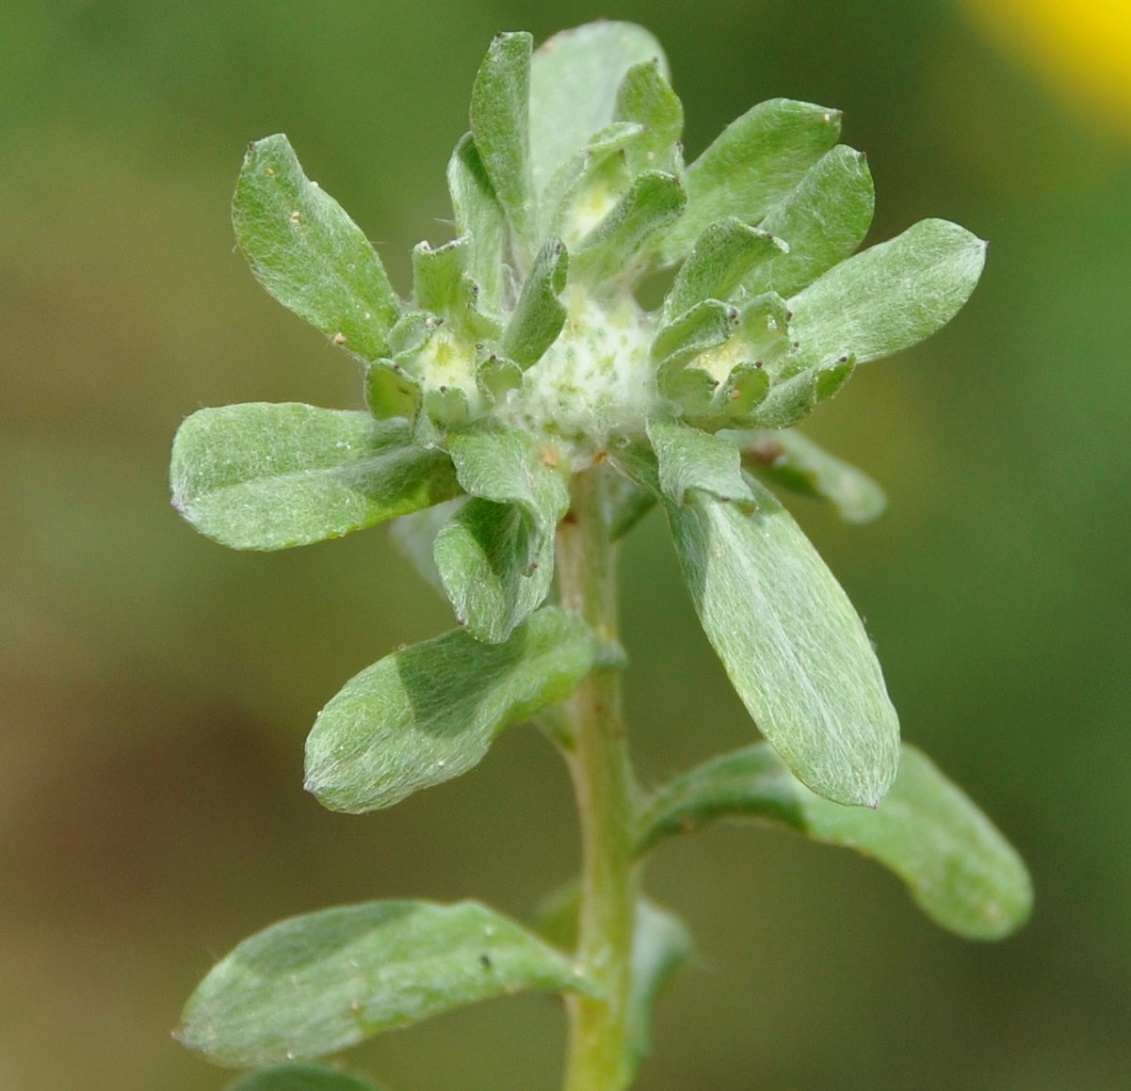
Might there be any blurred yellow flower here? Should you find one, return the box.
[964,0,1131,138]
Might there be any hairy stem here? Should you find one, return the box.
[557,463,637,1091]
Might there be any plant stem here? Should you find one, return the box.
[557,463,637,1091]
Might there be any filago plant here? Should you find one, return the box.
[170,22,1032,1091]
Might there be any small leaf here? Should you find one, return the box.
[626,900,693,1075]
[305,606,594,812]
[170,404,460,550]
[180,900,600,1067]
[661,99,842,263]
[433,498,555,643]
[447,133,507,314]
[652,299,737,371]
[788,218,987,370]
[736,429,887,524]
[501,238,569,367]
[529,22,668,196]
[470,32,535,249]
[411,238,497,343]
[750,354,856,429]
[743,144,875,299]
[225,1064,385,1091]
[636,742,1032,940]
[233,135,398,360]
[573,171,686,286]
[665,218,786,319]
[647,419,753,507]
[614,59,684,175]
[665,477,899,805]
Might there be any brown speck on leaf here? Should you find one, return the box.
[332,332,348,346]
[290,210,301,225]
[747,438,785,466]
[541,444,560,469]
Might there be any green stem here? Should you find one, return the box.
[557,464,637,1091]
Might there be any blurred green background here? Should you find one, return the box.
[3,1,1129,1088]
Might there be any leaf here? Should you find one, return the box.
[529,22,669,196]
[411,238,497,343]
[432,426,570,640]
[647,419,754,507]
[614,59,684,175]
[170,404,460,550]
[433,498,555,643]
[225,1064,385,1091]
[233,135,398,360]
[470,32,535,249]
[304,606,594,812]
[447,133,507,315]
[635,742,1032,940]
[652,299,737,371]
[626,900,693,1074]
[787,218,987,370]
[750,354,856,429]
[573,171,686,286]
[736,429,887,524]
[664,217,787,319]
[743,144,875,299]
[501,238,569,367]
[664,476,900,805]
[179,900,600,1067]
[660,99,842,263]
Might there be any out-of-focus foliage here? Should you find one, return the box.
[2,3,1129,1090]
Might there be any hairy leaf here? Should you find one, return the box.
[170,404,459,550]
[636,742,1032,940]
[447,133,508,314]
[225,1064,384,1091]
[180,900,599,1067]
[233,135,398,360]
[788,218,986,369]
[305,607,594,812]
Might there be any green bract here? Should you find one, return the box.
[171,21,1029,1090]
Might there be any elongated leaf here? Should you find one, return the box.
[529,22,668,196]
[305,607,594,812]
[180,900,599,1067]
[501,238,569,367]
[234,135,398,360]
[665,478,899,805]
[627,900,693,1074]
[170,404,460,550]
[447,133,507,314]
[636,742,1032,940]
[665,217,786,319]
[743,144,875,299]
[788,218,986,370]
[574,171,686,285]
[737,429,887,524]
[661,99,842,262]
[225,1064,384,1091]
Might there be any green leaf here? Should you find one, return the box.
[626,900,693,1075]
[170,404,460,550]
[652,299,737,371]
[664,476,899,806]
[447,133,508,315]
[614,59,684,176]
[736,429,887,524]
[501,238,569,367]
[432,426,570,640]
[665,217,787,319]
[573,171,686,286]
[179,899,599,1067]
[661,99,842,263]
[470,32,535,250]
[636,742,1032,940]
[305,607,594,812]
[529,22,668,196]
[225,1064,385,1091]
[433,498,555,643]
[647,419,754,507]
[743,144,875,299]
[750,354,856,429]
[411,238,497,343]
[233,135,399,360]
[787,218,987,369]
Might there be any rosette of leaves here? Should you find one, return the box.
[171,22,1029,1087]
